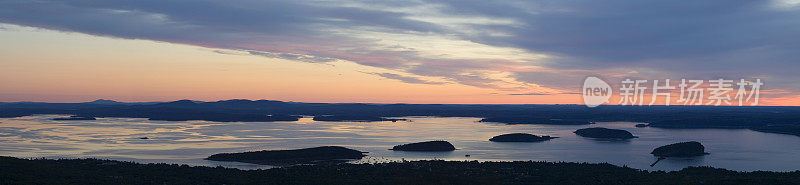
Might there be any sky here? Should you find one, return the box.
[1,0,799,105]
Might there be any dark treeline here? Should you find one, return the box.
[2,99,800,136]
[2,156,799,185]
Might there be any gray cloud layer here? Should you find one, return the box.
[371,73,446,85]
[1,0,798,93]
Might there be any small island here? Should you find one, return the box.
[206,146,366,165]
[489,133,558,142]
[574,127,637,139]
[390,141,456,151]
[52,116,96,121]
[651,141,709,157]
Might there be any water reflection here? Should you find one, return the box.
[0,115,799,171]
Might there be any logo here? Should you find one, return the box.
[582,76,612,108]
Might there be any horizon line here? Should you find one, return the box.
[1,98,797,107]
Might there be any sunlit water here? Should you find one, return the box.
[1,115,799,171]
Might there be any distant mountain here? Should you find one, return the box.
[84,99,164,105]
[151,99,198,107]
[85,99,124,105]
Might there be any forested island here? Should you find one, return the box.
[489,133,557,142]
[574,127,637,139]
[651,141,708,157]
[390,141,456,151]
[2,156,799,184]
[52,115,96,120]
[312,115,405,122]
[206,146,366,165]
[479,117,591,125]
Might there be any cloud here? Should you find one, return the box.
[0,0,560,93]
[432,0,800,87]
[1,0,799,94]
[370,73,446,85]
[247,50,339,63]
[508,93,551,96]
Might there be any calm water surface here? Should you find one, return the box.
[1,115,799,171]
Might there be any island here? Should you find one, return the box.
[635,124,648,128]
[206,146,366,165]
[651,141,709,157]
[479,117,591,125]
[574,127,637,139]
[390,141,456,151]
[52,116,96,121]
[147,113,300,122]
[313,115,406,122]
[489,133,558,142]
